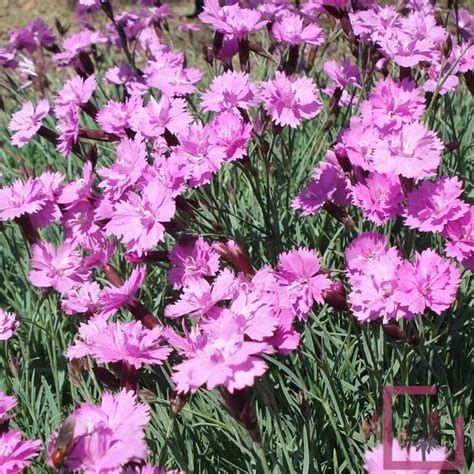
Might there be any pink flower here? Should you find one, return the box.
[130,96,192,139]
[0,309,19,340]
[69,320,171,369]
[8,19,55,52]
[145,65,202,97]
[345,232,397,275]
[8,99,49,147]
[29,241,89,294]
[209,111,252,162]
[98,267,145,318]
[0,430,41,474]
[52,29,107,66]
[260,72,322,128]
[293,162,348,215]
[397,249,461,315]
[48,390,149,473]
[276,248,331,320]
[165,269,237,319]
[56,108,79,157]
[170,311,271,393]
[373,122,443,180]
[171,122,226,188]
[168,236,220,289]
[352,173,404,225]
[348,252,412,322]
[54,75,96,118]
[272,12,324,46]
[364,440,447,474]
[0,178,45,222]
[105,181,175,256]
[360,78,425,132]
[96,96,140,137]
[405,177,469,233]
[323,59,360,89]
[105,63,148,96]
[66,316,108,359]
[62,282,102,315]
[442,206,474,265]
[0,392,16,422]
[200,71,259,113]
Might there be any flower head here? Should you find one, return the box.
[200,71,259,113]
[272,12,324,46]
[442,206,474,266]
[0,309,19,340]
[260,72,321,128]
[8,99,50,147]
[397,249,461,315]
[0,392,16,422]
[55,75,96,118]
[405,177,469,233]
[0,430,41,474]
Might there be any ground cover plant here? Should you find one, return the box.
[0,0,473,472]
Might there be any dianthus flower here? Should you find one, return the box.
[98,267,145,318]
[350,5,402,43]
[0,430,41,474]
[397,249,461,315]
[364,440,447,474]
[62,281,102,316]
[405,176,469,233]
[276,248,331,320]
[352,173,404,225]
[66,316,108,359]
[168,237,220,289]
[165,269,237,319]
[372,122,443,180]
[29,241,89,294]
[442,206,474,266]
[345,232,393,275]
[209,111,252,162]
[105,181,175,256]
[272,12,324,46]
[96,96,141,137]
[47,390,149,473]
[145,64,202,97]
[200,71,259,113]
[0,309,19,340]
[170,311,271,393]
[54,75,97,118]
[360,78,425,132]
[8,99,50,147]
[340,118,379,171]
[0,178,46,222]
[170,122,226,188]
[97,136,148,201]
[68,320,171,369]
[130,96,192,139]
[348,252,412,322]
[56,107,79,157]
[260,71,321,128]
[8,19,54,52]
[323,59,360,89]
[105,63,148,96]
[52,29,107,66]
[0,392,16,422]
[292,162,348,215]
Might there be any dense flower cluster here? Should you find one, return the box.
[0,0,472,470]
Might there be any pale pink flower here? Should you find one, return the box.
[0,430,41,474]
[145,65,202,97]
[95,96,141,137]
[56,108,79,157]
[66,316,108,359]
[260,71,321,128]
[345,232,391,275]
[272,12,324,46]
[0,178,46,222]
[62,282,102,316]
[171,311,271,393]
[373,122,443,180]
[352,173,404,225]
[0,309,19,340]
[397,249,461,315]
[276,248,331,320]
[442,206,474,266]
[29,241,89,294]
[405,177,469,233]
[105,181,175,256]
[360,78,425,132]
[105,63,148,96]
[0,392,16,422]
[130,96,192,139]
[54,75,96,118]
[70,320,171,369]
[98,267,145,318]
[209,111,252,162]
[47,390,149,473]
[200,71,259,113]
[340,118,379,171]
[323,59,360,89]
[168,236,220,289]
[8,99,50,147]
[52,29,107,66]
